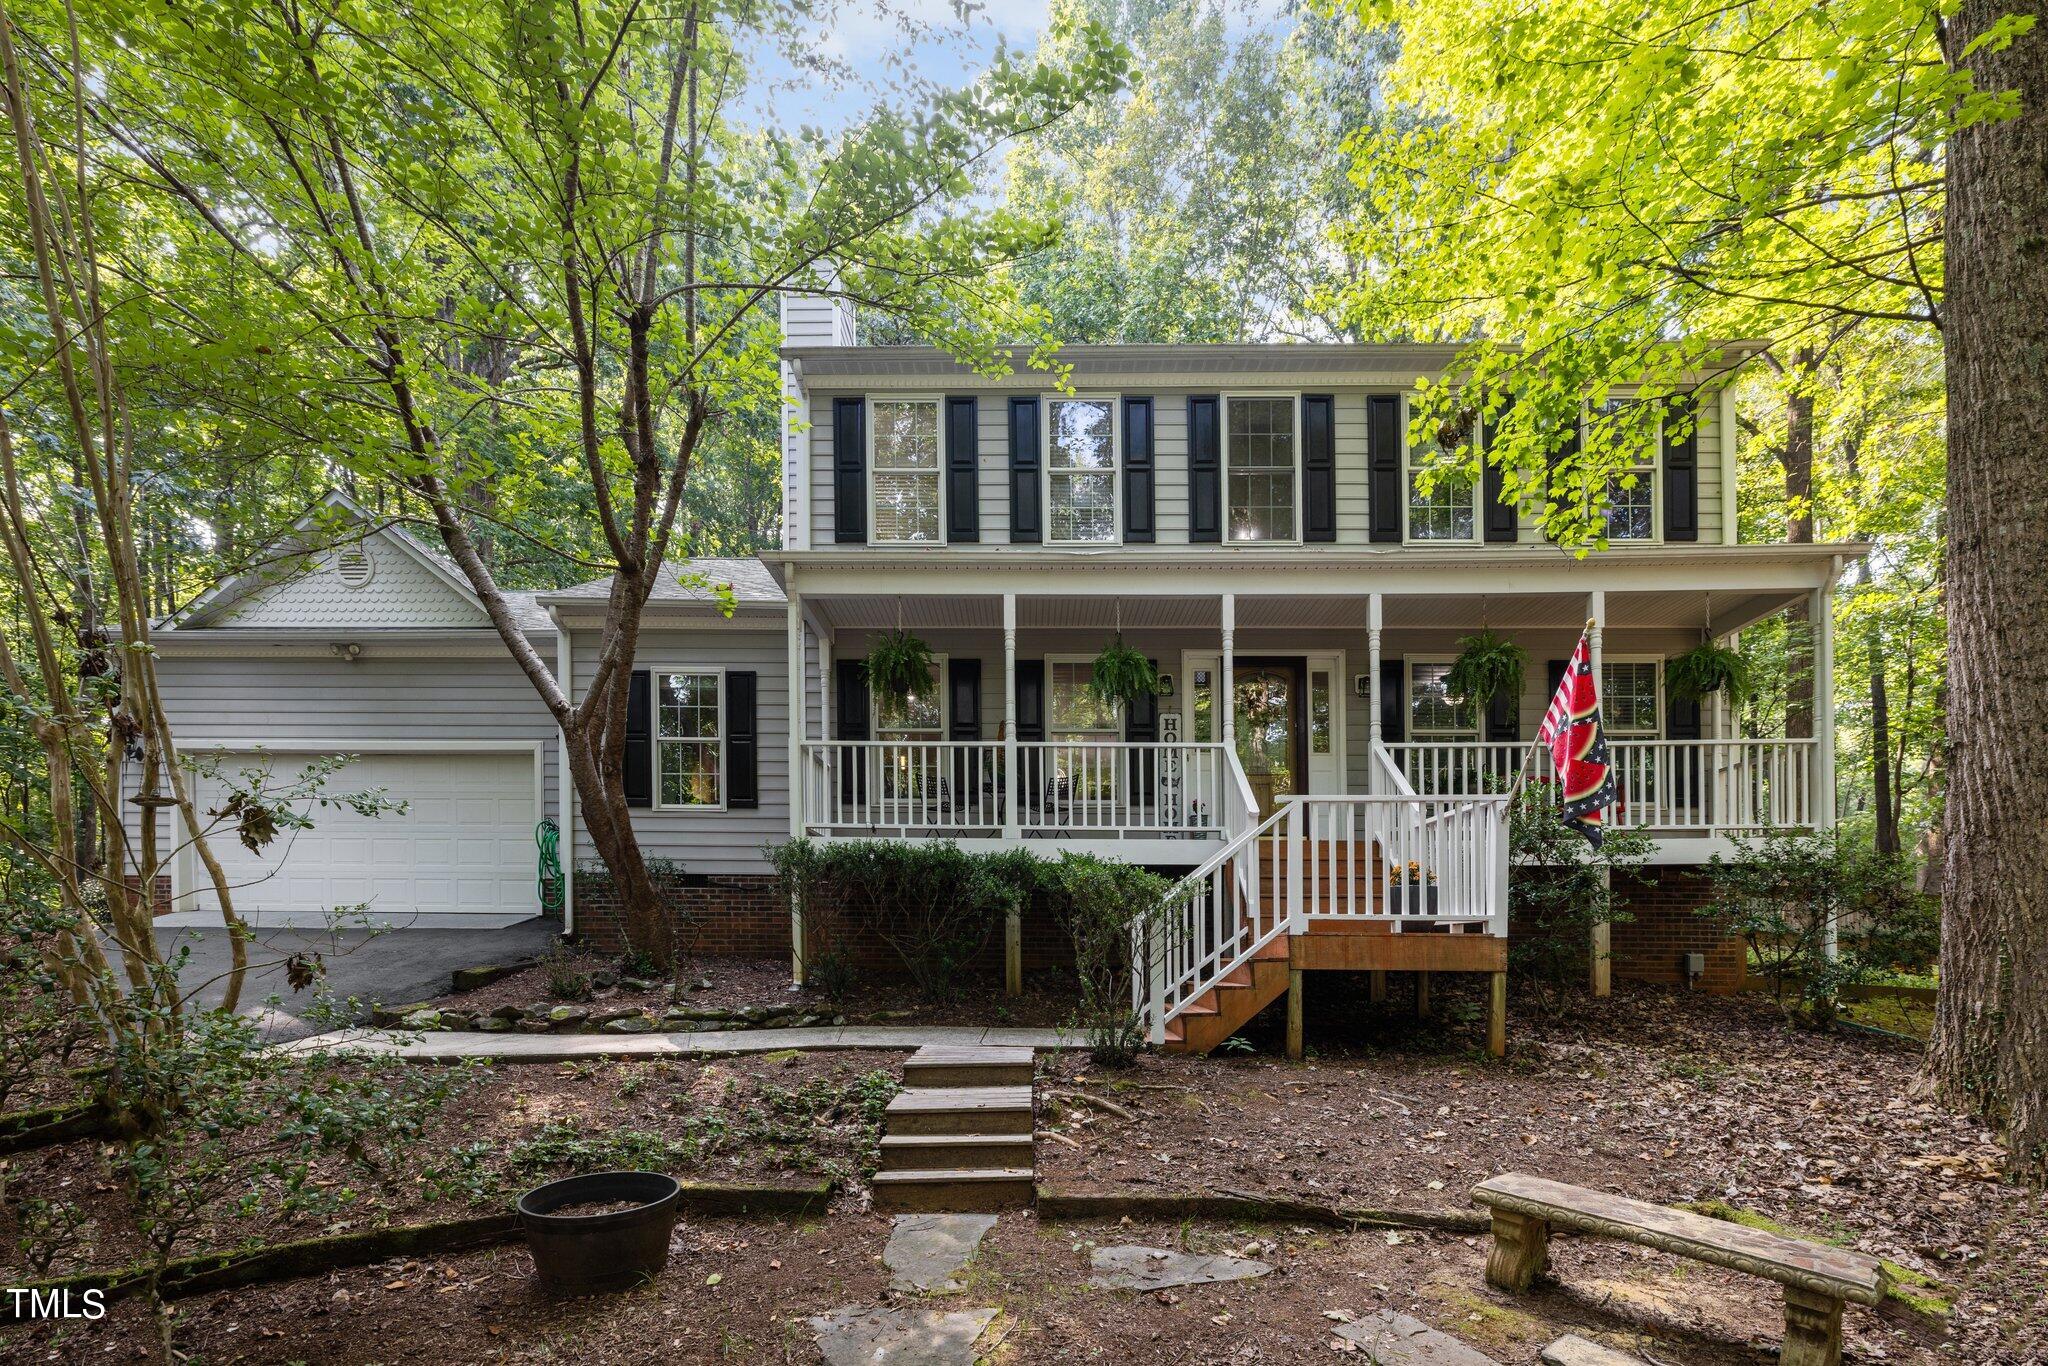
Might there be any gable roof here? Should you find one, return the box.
[167,492,551,634]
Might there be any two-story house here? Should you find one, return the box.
[135,295,1859,1054]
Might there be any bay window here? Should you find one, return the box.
[1046,398,1118,544]
[870,399,942,544]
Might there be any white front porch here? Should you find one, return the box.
[777,572,1841,867]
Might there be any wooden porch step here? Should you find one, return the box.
[901,1045,1034,1089]
[871,1167,1035,1212]
[879,1132,1036,1172]
[883,1085,1033,1136]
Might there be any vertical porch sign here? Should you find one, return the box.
[1519,623,1618,847]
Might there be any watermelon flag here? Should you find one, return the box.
[1536,629,1617,847]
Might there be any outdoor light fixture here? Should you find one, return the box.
[1158,673,1176,698]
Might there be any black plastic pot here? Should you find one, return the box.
[516,1170,682,1294]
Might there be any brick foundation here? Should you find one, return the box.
[574,870,791,959]
[1607,867,1745,993]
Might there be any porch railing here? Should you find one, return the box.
[1380,738,1817,832]
[1135,743,1509,1044]
[799,740,1231,841]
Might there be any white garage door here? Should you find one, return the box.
[188,749,539,927]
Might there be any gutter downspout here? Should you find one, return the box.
[548,606,575,937]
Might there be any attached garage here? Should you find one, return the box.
[175,746,544,928]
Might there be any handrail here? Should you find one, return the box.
[1135,796,1290,1044]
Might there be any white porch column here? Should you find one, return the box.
[1002,593,1019,842]
[818,628,832,741]
[1220,593,1236,746]
[1812,580,1839,960]
[1588,589,1611,998]
[785,574,806,985]
[1366,592,1384,793]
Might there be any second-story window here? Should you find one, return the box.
[1046,398,1117,544]
[870,398,942,544]
[1408,408,1478,542]
[1226,396,1297,541]
[1591,397,1657,541]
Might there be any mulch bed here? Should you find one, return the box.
[1037,980,2045,1364]
[67,1208,1967,1364]
[427,949,1080,1029]
[0,1051,902,1289]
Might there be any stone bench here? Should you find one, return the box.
[1471,1173,1887,1366]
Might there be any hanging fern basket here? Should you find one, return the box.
[1666,641,1751,705]
[1087,636,1162,710]
[863,629,936,701]
[1444,629,1527,714]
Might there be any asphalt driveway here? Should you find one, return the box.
[151,918,564,1043]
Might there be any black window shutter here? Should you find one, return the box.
[1546,658,1567,710]
[947,658,982,740]
[832,397,866,544]
[1378,659,1405,743]
[624,669,653,807]
[1187,395,1221,543]
[1663,396,1699,542]
[1668,684,1703,808]
[834,659,869,805]
[1123,397,1155,543]
[1008,397,1041,543]
[1014,659,1045,742]
[725,671,758,809]
[1367,395,1401,543]
[1486,687,1519,742]
[1483,398,1518,542]
[945,396,979,543]
[1302,394,1336,542]
[1124,661,1159,742]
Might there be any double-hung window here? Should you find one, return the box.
[869,399,942,544]
[1590,397,1657,542]
[657,671,723,809]
[873,658,946,800]
[1046,398,1118,544]
[1225,396,1298,542]
[1047,658,1123,799]
[1408,661,1479,742]
[1407,407,1479,542]
[1601,661,1661,737]
[1407,659,1483,793]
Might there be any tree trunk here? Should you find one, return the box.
[1932,0,2048,1183]
[1870,630,1898,856]
[1782,350,1817,739]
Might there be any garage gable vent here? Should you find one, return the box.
[335,545,375,589]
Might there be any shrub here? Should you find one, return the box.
[1508,785,1654,1014]
[769,839,1022,1001]
[1040,853,1172,1067]
[1702,830,1937,1026]
[543,948,593,1001]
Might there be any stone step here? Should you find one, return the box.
[872,1168,1035,1212]
[884,1085,1033,1136]
[880,1132,1037,1173]
[901,1045,1035,1089]
[1540,1336,1646,1366]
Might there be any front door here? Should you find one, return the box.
[1233,658,1306,819]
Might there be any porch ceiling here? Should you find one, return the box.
[806,587,1806,636]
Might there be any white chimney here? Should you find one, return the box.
[780,292,855,550]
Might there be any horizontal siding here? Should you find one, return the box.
[806,383,1739,551]
[140,652,561,887]
[574,627,791,877]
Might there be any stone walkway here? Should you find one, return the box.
[273,1024,1075,1063]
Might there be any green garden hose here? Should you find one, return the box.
[536,818,564,913]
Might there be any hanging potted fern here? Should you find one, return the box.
[1087,635,1162,710]
[1667,640,1752,705]
[864,629,935,701]
[1444,629,1527,714]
